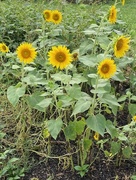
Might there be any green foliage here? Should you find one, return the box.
[0,149,25,179]
[74,164,89,177]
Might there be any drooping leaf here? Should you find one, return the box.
[7,84,26,107]
[47,118,63,140]
[86,114,106,136]
[106,120,118,138]
[100,94,120,115]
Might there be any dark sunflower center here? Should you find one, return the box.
[73,53,78,59]
[56,52,66,62]
[101,64,109,74]
[116,39,123,51]
[111,12,114,18]
[22,49,31,58]
[53,14,59,21]
[2,45,6,51]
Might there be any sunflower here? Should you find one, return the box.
[108,5,117,24]
[43,10,52,22]
[121,0,125,5]
[97,59,116,79]
[48,45,72,70]
[114,36,130,58]
[16,42,37,64]
[0,43,9,53]
[94,132,99,141]
[51,10,62,24]
[72,52,78,61]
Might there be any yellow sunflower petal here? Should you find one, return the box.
[114,36,130,58]
[132,116,136,122]
[48,45,72,70]
[43,10,52,22]
[97,59,116,79]
[94,132,99,141]
[16,42,37,64]
[108,5,117,24]
[0,43,9,53]
[121,0,125,5]
[51,10,62,24]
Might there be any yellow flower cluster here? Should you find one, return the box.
[43,9,62,24]
[97,0,130,80]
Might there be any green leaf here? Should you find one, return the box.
[37,98,52,108]
[69,74,87,85]
[0,131,6,139]
[128,103,136,116]
[118,95,127,102]
[118,132,127,141]
[101,94,120,107]
[64,121,77,140]
[86,114,106,136]
[79,55,97,67]
[58,95,73,107]
[75,120,86,135]
[96,36,110,50]
[79,40,94,55]
[72,97,91,116]
[83,138,92,151]
[91,79,111,94]
[122,146,132,159]
[7,84,26,107]
[100,94,120,115]
[51,72,71,84]
[47,118,63,140]
[22,74,47,85]
[131,175,136,180]
[67,84,82,100]
[26,92,45,112]
[110,142,121,155]
[112,71,125,82]
[131,95,136,101]
[106,120,118,138]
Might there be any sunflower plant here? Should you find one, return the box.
[1,0,136,178]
